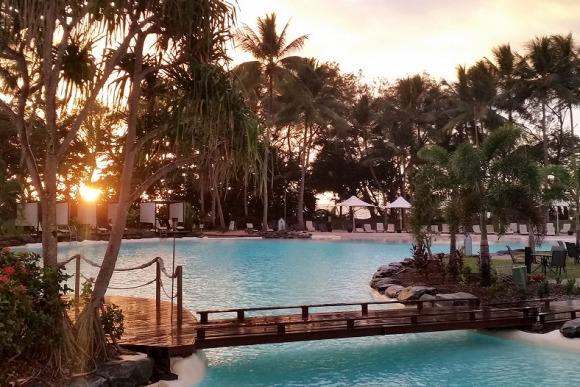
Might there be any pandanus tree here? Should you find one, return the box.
[235,13,309,230]
[0,0,259,370]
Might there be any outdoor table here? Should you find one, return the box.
[531,251,552,274]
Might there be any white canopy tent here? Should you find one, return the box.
[387,197,412,231]
[335,196,375,231]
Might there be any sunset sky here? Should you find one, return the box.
[231,0,580,83]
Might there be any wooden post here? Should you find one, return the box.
[75,255,80,318]
[156,260,161,322]
[236,309,245,322]
[176,265,183,329]
[301,306,309,320]
[361,303,368,316]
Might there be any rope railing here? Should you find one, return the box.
[58,254,184,328]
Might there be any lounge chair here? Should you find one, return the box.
[505,223,516,234]
[376,223,385,232]
[355,226,364,232]
[386,223,395,233]
[485,224,495,234]
[561,223,572,235]
[472,225,481,234]
[546,223,556,236]
[156,220,168,237]
[228,220,236,231]
[518,224,529,235]
[363,224,374,233]
[246,223,258,234]
[430,224,439,233]
[506,246,524,264]
[441,224,450,234]
[305,221,315,232]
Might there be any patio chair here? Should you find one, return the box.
[506,245,524,264]
[363,224,374,233]
[548,249,567,277]
[545,223,556,236]
[565,242,580,264]
[472,225,481,234]
[376,223,385,232]
[518,224,529,235]
[386,223,395,233]
[305,221,316,232]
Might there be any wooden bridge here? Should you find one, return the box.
[114,296,580,357]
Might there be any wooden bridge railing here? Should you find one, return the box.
[66,254,184,328]
[196,297,481,324]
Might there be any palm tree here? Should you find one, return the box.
[235,13,309,231]
[488,44,526,123]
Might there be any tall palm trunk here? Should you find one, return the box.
[297,118,309,230]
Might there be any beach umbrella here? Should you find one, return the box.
[336,196,375,230]
[387,197,412,231]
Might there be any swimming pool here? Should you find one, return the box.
[16,239,579,386]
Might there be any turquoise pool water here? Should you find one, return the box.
[16,239,579,386]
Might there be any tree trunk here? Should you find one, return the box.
[479,211,491,286]
[262,145,269,231]
[40,156,59,266]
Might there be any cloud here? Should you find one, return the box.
[232,0,580,82]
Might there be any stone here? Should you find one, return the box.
[560,318,580,338]
[435,292,478,306]
[401,258,413,266]
[369,277,402,289]
[385,285,405,298]
[373,263,403,278]
[372,278,403,293]
[68,354,153,387]
[397,286,437,302]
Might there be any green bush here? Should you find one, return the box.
[0,248,71,360]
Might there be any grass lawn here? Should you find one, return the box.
[462,256,580,280]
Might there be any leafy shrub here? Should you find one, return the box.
[0,248,71,360]
[538,280,549,297]
[566,278,577,295]
[411,244,430,279]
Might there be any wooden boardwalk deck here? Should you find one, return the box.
[105,296,198,357]
[102,296,580,357]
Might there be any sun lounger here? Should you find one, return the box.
[486,224,495,234]
[246,223,258,234]
[472,225,481,234]
[546,223,556,236]
[518,224,528,235]
[386,223,395,233]
[506,222,517,234]
[355,226,364,232]
[305,221,315,232]
[506,245,524,264]
[560,223,571,235]
[228,220,236,231]
[441,224,450,234]
[430,224,439,233]
[363,224,374,233]
[376,223,385,232]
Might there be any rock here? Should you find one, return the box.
[560,318,580,338]
[369,277,402,289]
[397,286,437,302]
[372,278,403,293]
[385,285,405,298]
[68,354,153,387]
[401,258,413,266]
[373,263,403,278]
[435,292,478,306]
